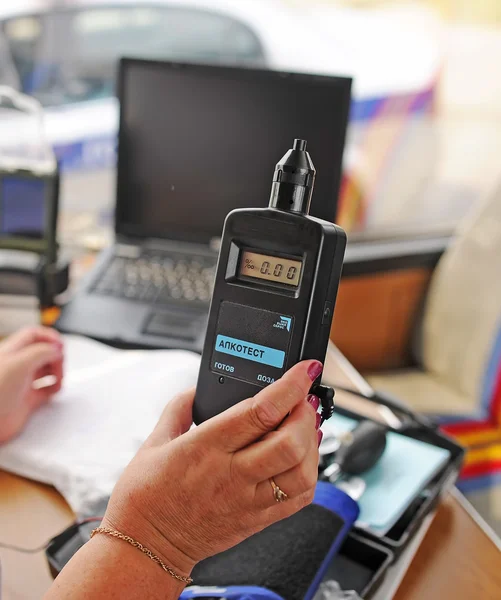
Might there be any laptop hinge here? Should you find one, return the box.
[115,236,218,257]
[115,243,141,258]
[210,237,221,252]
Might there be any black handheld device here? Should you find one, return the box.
[193,140,346,424]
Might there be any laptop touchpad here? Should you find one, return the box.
[144,310,201,341]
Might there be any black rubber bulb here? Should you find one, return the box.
[337,420,388,475]
[321,420,388,481]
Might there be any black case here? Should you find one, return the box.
[312,406,464,597]
[326,533,393,598]
[332,406,465,559]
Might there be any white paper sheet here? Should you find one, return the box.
[0,335,201,513]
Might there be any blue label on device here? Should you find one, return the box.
[215,335,285,368]
[211,302,293,387]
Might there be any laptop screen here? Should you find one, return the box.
[116,59,352,243]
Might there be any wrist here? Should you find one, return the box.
[75,534,190,599]
[100,514,197,579]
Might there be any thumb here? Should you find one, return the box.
[200,360,321,453]
[11,343,62,375]
[144,387,195,448]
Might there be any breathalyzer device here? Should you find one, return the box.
[194,139,346,424]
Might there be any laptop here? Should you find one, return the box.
[56,58,352,351]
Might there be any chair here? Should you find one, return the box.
[366,182,501,533]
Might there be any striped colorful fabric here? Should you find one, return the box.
[441,331,501,493]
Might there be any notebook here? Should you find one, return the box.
[0,335,201,513]
[322,413,451,536]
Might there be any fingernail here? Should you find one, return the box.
[317,430,323,447]
[315,413,321,431]
[307,361,323,382]
[307,394,320,412]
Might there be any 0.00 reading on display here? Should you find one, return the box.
[239,250,302,287]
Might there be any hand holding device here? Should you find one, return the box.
[99,361,320,581]
[194,140,346,424]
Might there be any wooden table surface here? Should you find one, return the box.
[0,471,73,600]
[395,491,501,600]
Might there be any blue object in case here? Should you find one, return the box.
[180,586,284,600]
[305,482,360,600]
[180,482,360,600]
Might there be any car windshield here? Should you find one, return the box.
[0,5,266,107]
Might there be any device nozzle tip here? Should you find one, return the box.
[293,139,307,151]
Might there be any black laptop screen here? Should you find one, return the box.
[116,59,352,243]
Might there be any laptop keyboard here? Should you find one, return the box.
[91,250,216,306]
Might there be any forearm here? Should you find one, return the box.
[44,534,191,600]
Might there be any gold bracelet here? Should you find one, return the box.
[90,526,193,585]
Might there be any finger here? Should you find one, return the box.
[34,359,61,380]
[32,375,61,392]
[254,440,319,508]
[11,343,63,375]
[263,487,316,525]
[45,357,64,385]
[200,360,322,453]
[29,383,61,408]
[0,326,62,354]
[52,356,64,388]
[44,380,63,395]
[34,364,52,380]
[233,398,317,483]
[33,357,64,393]
[144,387,195,448]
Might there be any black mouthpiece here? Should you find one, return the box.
[269,139,316,215]
[293,138,307,151]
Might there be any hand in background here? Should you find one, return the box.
[0,327,64,444]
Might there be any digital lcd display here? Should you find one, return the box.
[238,250,302,287]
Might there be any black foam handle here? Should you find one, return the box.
[191,504,344,600]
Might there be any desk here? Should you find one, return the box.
[0,345,500,599]
[395,490,501,600]
[0,472,73,599]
